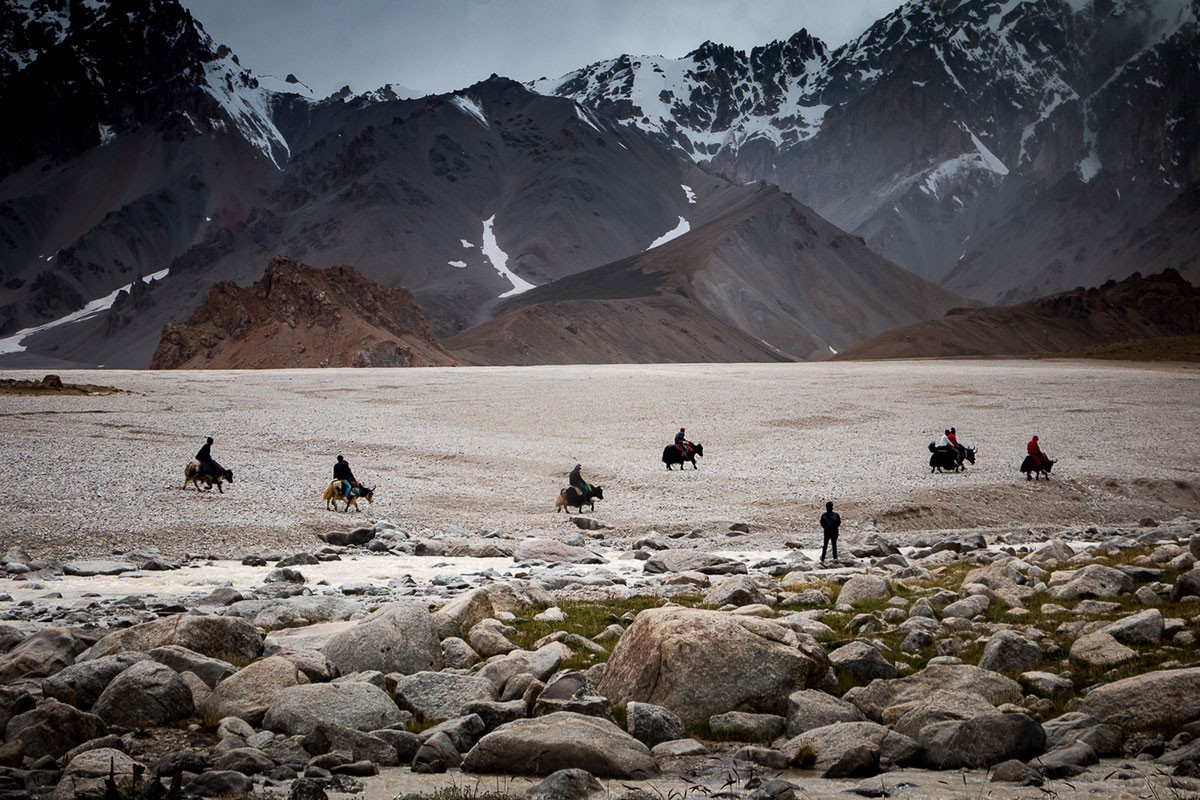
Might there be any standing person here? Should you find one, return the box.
[820,501,841,563]
[333,454,358,498]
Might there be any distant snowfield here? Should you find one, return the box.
[0,269,168,355]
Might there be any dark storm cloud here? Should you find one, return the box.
[179,0,906,98]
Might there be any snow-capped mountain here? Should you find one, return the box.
[535,0,1200,302]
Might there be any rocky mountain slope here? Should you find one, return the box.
[536,0,1200,303]
[149,256,458,368]
[448,185,964,364]
[834,269,1200,360]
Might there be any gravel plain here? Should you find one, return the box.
[0,360,1197,561]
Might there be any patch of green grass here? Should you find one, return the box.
[505,595,702,670]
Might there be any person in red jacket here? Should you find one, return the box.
[1027,435,1046,469]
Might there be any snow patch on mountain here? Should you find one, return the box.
[646,217,691,250]
[481,216,534,298]
[0,270,169,355]
[451,95,489,128]
[200,43,290,166]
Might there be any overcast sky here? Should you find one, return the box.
[179,0,908,98]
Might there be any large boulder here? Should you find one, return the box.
[977,630,1042,674]
[91,661,194,728]
[513,538,604,564]
[201,655,308,726]
[431,588,495,641]
[782,721,920,770]
[50,748,142,800]
[882,690,1001,740]
[6,699,107,760]
[847,664,1022,721]
[81,614,262,664]
[1048,565,1133,600]
[394,671,498,722]
[0,627,87,683]
[1100,609,1164,645]
[41,652,150,709]
[642,551,747,575]
[1069,632,1137,669]
[836,576,891,606]
[919,713,1045,768]
[1042,712,1123,755]
[597,607,828,726]
[1079,667,1200,733]
[149,645,237,688]
[1171,568,1200,601]
[828,641,897,683]
[785,689,864,736]
[704,575,772,607]
[625,702,685,747]
[322,601,441,676]
[262,681,406,735]
[462,712,659,778]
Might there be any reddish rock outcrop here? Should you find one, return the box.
[150,257,459,369]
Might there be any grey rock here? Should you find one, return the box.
[650,738,708,757]
[7,698,106,760]
[828,641,897,683]
[62,560,137,576]
[941,594,990,619]
[1101,608,1164,645]
[884,690,1001,741]
[41,652,150,709]
[322,601,441,676]
[50,748,141,800]
[440,637,481,670]
[1021,671,1074,698]
[643,550,747,575]
[149,645,237,688]
[785,689,864,736]
[990,758,1043,785]
[184,771,254,798]
[1079,667,1200,734]
[836,575,891,606]
[1171,568,1200,602]
[214,747,275,775]
[704,575,771,607]
[1048,565,1134,600]
[920,713,1045,768]
[1035,740,1098,777]
[460,699,528,732]
[822,742,880,778]
[1069,632,1137,669]
[431,588,495,640]
[625,701,685,747]
[598,607,828,726]
[202,655,308,726]
[469,620,520,658]
[513,538,604,564]
[81,614,262,664]
[419,713,487,754]
[0,627,87,683]
[262,681,407,736]
[782,721,919,770]
[848,664,1022,722]
[462,712,658,778]
[91,661,193,728]
[978,630,1041,674]
[526,768,604,800]
[302,720,400,766]
[708,711,785,741]
[395,671,497,722]
[412,730,461,773]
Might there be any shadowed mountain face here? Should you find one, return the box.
[150,256,459,369]
[537,0,1200,303]
[5,0,1190,368]
[448,185,965,364]
[833,269,1200,360]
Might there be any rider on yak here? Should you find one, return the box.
[675,427,695,456]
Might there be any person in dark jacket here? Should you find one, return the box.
[820,501,841,562]
[195,437,223,477]
[333,454,358,497]
[569,464,590,498]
